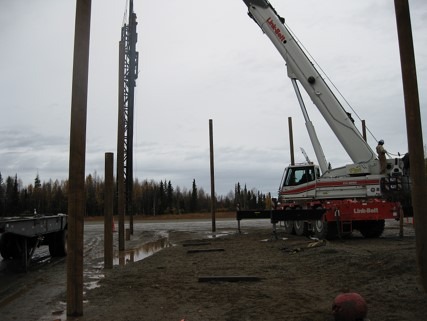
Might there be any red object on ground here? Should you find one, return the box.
[332,292,368,321]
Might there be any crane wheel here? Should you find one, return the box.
[294,220,307,236]
[357,220,385,238]
[283,221,294,234]
[314,221,338,240]
[313,220,328,239]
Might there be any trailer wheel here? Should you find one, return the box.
[49,230,68,257]
[0,233,20,260]
[358,220,385,238]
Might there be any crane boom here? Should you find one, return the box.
[242,0,376,166]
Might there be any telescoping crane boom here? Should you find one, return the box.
[243,0,379,174]
[239,0,411,239]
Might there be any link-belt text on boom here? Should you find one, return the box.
[266,17,286,42]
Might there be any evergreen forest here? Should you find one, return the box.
[0,172,271,217]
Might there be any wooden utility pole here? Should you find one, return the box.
[104,153,114,269]
[394,0,427,292]
[67,0,91,316]
[209,119,216,233]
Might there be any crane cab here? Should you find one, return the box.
[278,164,320,203]
[281,164,320,187]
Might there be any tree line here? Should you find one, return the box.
[0,172,271,217]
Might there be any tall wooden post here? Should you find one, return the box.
[104,153,114,269]
[394,0,427,292]
[67,0,91,316]
[209,119,216,233]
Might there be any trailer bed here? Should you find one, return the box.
[0,214,68,270]
[0,214,67,237]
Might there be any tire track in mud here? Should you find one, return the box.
[84,234,104,259]
[0,225,109,321]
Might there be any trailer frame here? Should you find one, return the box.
[0,214,67,271]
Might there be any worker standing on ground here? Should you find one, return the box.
[376,139,387,174]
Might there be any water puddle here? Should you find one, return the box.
[114,236,172,266]
[205,230,235,239]
[43,238,172,321]
[49,301,66,321]
[84,262,104,292]
[260,237,288,242]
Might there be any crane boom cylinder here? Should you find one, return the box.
[291,79,328,173]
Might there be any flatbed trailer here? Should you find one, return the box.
[0,214,67,270]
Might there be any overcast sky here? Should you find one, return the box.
[0,0,426,196]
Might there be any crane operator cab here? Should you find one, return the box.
[282,164,319,187]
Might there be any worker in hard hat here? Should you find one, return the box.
[376,139,387,174]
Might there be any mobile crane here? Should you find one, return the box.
[239,0,411,239]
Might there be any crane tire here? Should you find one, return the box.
[358,220,385,238]
[294,220,307,236]
[314,221,338,240]
[283,221,294,234]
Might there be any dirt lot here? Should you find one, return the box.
[66,218,426,321]
[1,215,426,321]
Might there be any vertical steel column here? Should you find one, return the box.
[362,120,367,142]
[67,0,91,316]
[288,117,295,165]
[117,40,126,251]
[127,9,138,236]
[104,153,114,269]
[209,119,216,233]
[121,1,138,235]
[394,0,427,292]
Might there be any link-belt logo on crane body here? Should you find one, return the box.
[353,208,379,214]
[267,17,286,43]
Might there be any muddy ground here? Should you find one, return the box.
[78,219,425,320]
[1,217,426,321]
